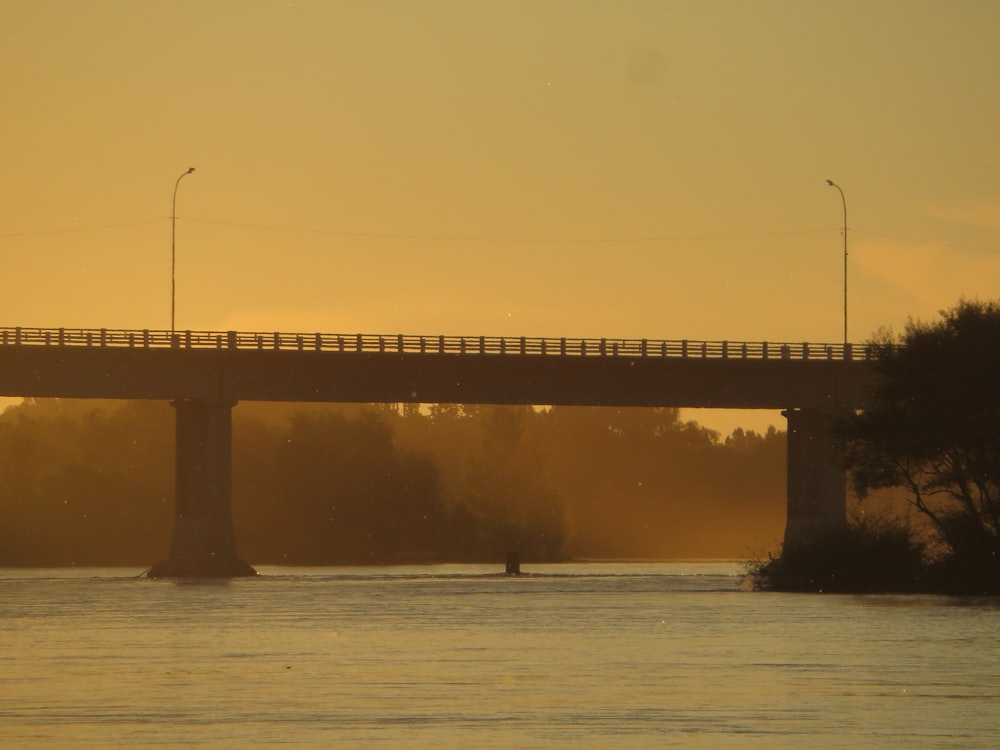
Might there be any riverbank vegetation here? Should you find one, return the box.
[746,515,927,593]
[0,401,785,566]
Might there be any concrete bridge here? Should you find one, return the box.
[0,326,876,576]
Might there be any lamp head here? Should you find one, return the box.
[826,179,835,186]
[186,167,196,174]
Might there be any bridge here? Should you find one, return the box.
[0,326,877,576]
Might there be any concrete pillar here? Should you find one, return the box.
[148,399,255,577]
[781,407,847,550]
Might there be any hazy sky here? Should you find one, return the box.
[3,1,998,432]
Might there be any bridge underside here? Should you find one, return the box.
[144,399,844,577]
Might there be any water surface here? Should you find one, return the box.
[1,562,998,748]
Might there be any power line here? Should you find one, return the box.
[183,217,835,244]
[849,228,991,256]
[0,218,163,238]
[2,215,991,254]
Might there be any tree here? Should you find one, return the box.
[837,299,1000,593]
[463,405,567,561]
[236,407,454,564]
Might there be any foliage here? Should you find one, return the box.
[836,299,1000,594]
[235,408,466,564]
[0,400,173,565]
[0,399,787,566]
[747,515,926,593]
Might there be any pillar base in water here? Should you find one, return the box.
[147,557,256,578]
[147,516,256,578]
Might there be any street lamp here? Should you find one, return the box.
[171,167,196,334]
[826,179,847,345]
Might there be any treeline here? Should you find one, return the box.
[0,399,786,566]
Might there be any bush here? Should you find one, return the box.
[747,516,926,593]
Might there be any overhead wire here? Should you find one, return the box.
[1,215,991,254]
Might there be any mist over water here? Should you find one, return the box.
[1,562,998,748]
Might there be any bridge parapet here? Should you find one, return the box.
[0,326,876,362]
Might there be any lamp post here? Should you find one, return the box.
[826,179,847,345]
[171,167,196,334]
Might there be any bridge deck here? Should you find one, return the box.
[0,326,876,410]
[1,326,873,361]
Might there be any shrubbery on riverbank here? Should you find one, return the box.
[746,517,926,593]
[747,515,1000,595]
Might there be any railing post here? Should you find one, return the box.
[14,328,22,345]
[541,339,547,355]
[560,337,567,356]
[100,328,107,347]
[338,336,345,352]
[581,340,587,356]
[802,342,810,360]
[681,339,688,358]
[315,333,323,351]
[600,338,607,356]
[438,335,445,353]
[479,336,485,354]
[701,342,707,358]
[762,341,768,360]
[379,336,385,353]
[845,343,854,360]
[273,333,281,350]
[641,339,648,357]
[420,337,426,353]
[357,333,364,352]
[58,328,65,346]
[296,335,304,351]
[228,331,238,349]
[722,340,728,359]
[128,333,135,348]
[500,338,506,355]
[460,338,466,354]
[741,343,748,358]
[185,331,193,348]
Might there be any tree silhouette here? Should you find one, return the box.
[0,398,787,565]
[837,299,1000,593]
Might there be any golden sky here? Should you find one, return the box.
[2,1,998,432]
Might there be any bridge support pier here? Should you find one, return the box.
[148,399,255,578]
[781,408,847,550]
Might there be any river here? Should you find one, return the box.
[1,562,998,748]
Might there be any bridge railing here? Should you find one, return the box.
[0,326,876,361]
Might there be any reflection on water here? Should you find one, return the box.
[1,563,998,748]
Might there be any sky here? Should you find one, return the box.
[2,0,998,434]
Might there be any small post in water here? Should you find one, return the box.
[505,551,521,576]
